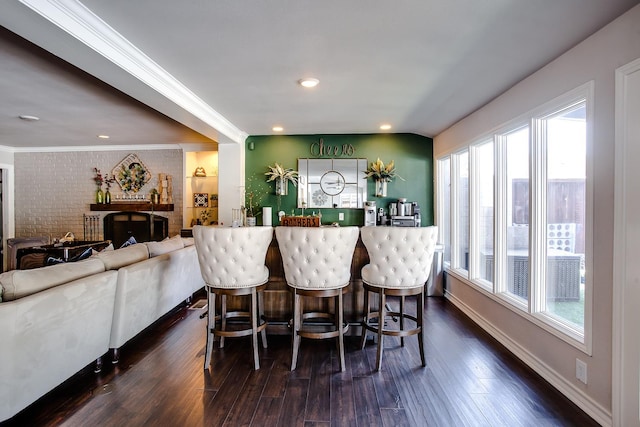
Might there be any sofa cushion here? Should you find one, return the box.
[0,258,106,301]
[145,235,184,257]
[95,243,149,271]
[181,237,195,247]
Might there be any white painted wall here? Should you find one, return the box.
[13,148,183,240]
[434,5,640,425]
[217,137,244,227]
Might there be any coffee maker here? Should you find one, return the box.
[364,201,377,226]
[390,198,421,227]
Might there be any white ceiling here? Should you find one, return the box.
[0,0,637,148]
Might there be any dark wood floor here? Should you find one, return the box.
[2,296,599,427]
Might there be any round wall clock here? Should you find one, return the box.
[320,170,346,196]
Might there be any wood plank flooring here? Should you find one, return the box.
[1,296,600,427]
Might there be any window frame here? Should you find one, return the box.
[437,81,593,354]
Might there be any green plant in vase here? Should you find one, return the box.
[242,174,269,226]
[265,163,299,211]
[363,158,404,197]
[93,167,104,204]
[103,173,115,204]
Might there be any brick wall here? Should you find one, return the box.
[14,149,183,242]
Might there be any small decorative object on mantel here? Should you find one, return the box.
[112,153,151,193]
[93,168,105,204]
[158,173,173,204]
[193,166,207,177]
[103,173,115,204]
[364,158,404,197]
[149,188,160,204]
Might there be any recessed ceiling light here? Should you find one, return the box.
[380,124,392,130]
[19,115,40,121]
[272,126,284,132]
[97,135,110,139]
[298,78,319,88]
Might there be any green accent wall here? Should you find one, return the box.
[245,133,434,226]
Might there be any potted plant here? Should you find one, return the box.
[265,163,299,197]
[363,158,404,197]
[93,168,104,204]
[242,175,269,226]
[103,173,115,204]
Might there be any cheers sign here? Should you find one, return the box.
[310,138,355,157]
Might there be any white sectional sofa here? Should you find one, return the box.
[0,235,205,422]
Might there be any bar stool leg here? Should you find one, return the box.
[360,287,370,349]
[220,295,227,348]
[258,290,268,349]
[204,291,216,369]
[417,287,426,367]
[251,288,260,370]
[291,290,302,371]
[400,295,405,347]
[337,292,346,372]
[376,290,386,371]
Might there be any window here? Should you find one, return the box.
[470,140,494,286]
[504,127,530,301]
[437,82,592,348]
[540,103,586,330]
[452,151,469,274]
[437,157,451,264]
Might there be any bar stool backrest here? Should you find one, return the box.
[193,226,273,289]
[276,226,359,290]
[360,226,439,289]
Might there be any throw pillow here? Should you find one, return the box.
[45,247,95,265]
[91,243,114,256]
[70,247,93,262]
[46,256,65,265]
[120,236,137,248]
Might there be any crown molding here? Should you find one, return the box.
[19,0,247,144]
[9,144,184,153]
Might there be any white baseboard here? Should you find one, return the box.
[445,291,611,427]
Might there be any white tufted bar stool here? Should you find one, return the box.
[193,225,273,370]
[275,226,359,372]
[360,226,438,371]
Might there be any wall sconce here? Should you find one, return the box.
[248,141,255,150]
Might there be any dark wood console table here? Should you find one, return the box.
[16,240,112,270]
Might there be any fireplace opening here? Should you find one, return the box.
[104,212,168,248]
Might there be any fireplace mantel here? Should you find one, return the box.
[90,203,174,212]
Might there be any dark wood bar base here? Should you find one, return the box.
[218,237,370,334]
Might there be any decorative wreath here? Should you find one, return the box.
[112,153,151,193]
